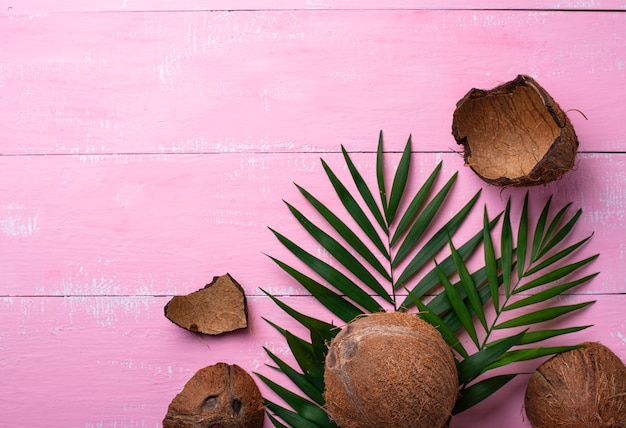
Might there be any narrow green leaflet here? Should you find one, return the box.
[394,189,481,287]
[268,231,382,314]
[486,345,580,370]
[501,198,513,296]
[391,161,442,247]
[341,145,388,234]
[400,212,501,309]
[514,255,599,294]
[531,195,552,261]
[376,131,388,221]
[392,173,457,266]
[264,348,325,405]
[450,238,487,330]
[495,301,595,329]
[263,397,330,428]
[538,206,581,260]
[267,256,364,323]
[524,234,593,277]
[453,375,517,414]
[505,273,599,310]
[437,262,480,347]
[457,331,525,385]
[386,135,412,224]
[517,193,529,280]
[267,412,290,428]
[321,159,389,259]
[407,289,469,358]
[296,184,391,280]
[260,289,336,336]
[483,207,500,312]
[284,201,392,302]
[507,325,592,346]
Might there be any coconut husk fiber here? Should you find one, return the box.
[164,273,248,335]
[452,75,579,186]
[524,342,626,428]
[323,312,458,428]
[163,362,264,428]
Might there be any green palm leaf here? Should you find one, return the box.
[486,345,580,370]
[268,231,382,314]
[457,331,525,385]
[262,392,330,428]
[284,201,391,302]
[376,131,389,221]
[514,255,598,294]
[295,184,391,281]
[391,161,442,246]
[400,212,501,309]
[260,289,336,336]
[264,348,325,405]
[437,261,480,347]
[321,158,389,259]
[394,189,481,287]
[386,135,412,224]
[408,289,469,358]
[450,238,488,330]
[508,325,592,345]
[341,145,388,234]
[483,207,500,312]
[260,134,599,426]
[267,256,364,323]
[392,173,457,266]
[517,192,529,280]
[452,374,517,414]
[495,301,595,329]
[501,198,514,296]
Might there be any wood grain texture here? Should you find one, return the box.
[1,4,624,428]
[2,0,625,12]
[1,294,624,426]
[1,152,619,296]
[1,11,624,155]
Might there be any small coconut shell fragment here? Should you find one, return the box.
[452,75,579,186]
[323,312,458,428]
[164,274,248,335]
[524,342,626,428]
[163,362,264,428]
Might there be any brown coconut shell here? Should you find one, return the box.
[163,362,264,428]
[524,342,626,428]
[323,312,458,428]
[164,274,249,335]
[452,75,579,186]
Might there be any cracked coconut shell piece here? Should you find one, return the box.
[163,362,264,428]
[164,274,248,335]
[323,312,458,428]
[452,75,579,186]
[524,342,626,428]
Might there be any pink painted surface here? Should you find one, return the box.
[2,0,626,12]
[0,4,624,428]
[1,11,624,155]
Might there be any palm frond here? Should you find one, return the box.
[259,134,599,427]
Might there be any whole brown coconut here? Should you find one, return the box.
[525,342,626,428]
[323,312,458,428]
[452,75,579,186]
[163,362,264,428]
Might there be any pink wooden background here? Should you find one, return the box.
[1,2,625,426]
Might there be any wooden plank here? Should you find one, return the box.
[1,152,620,297]
[2,0,625,12]
[0,10,623,155]
[0,294,623,426]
